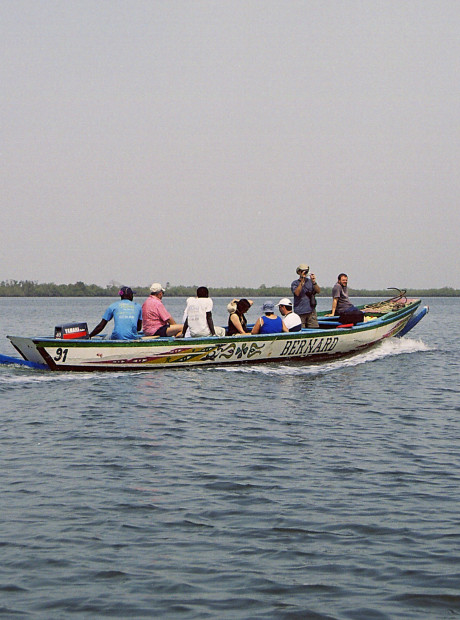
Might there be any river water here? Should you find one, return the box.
[1,296,459,619]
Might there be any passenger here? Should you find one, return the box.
[327,273,364,323]
[142,283,183,337]
[227,298,253,336]
[276,298,302,332]
[251,301,288,335]
[89,286,142,340]
[180,286,226,337]
[291,263,321,328]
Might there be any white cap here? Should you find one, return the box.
[150,282,165,293]
[276,298,292,307]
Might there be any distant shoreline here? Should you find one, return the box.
[0,281,459,298]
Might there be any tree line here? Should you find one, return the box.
[0,280,459,298]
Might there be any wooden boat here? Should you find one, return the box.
[5,293,428,372]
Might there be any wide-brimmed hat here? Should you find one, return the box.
[262,301,275,313]
[296,264,310,275]
[276,297,292,307]
[150,282,165,293]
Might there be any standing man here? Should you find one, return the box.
[276,298,302,332]
[291,264,321,328]
[89,286,142,340]
[142,283,183,337]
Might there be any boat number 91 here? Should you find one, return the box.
[54,347,69,362]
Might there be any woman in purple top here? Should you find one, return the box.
[251,301,288,335]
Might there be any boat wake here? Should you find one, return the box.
[218,337,431,376]
[0,367,95,385]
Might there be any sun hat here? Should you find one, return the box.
[296,264,310,275]
[262,301,275,313]
[150,282,165,293]
[118,286,136,297]
[227,301,237,314]
[276,298,292,307]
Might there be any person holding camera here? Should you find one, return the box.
[290,263,321,328]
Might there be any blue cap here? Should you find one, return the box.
[262,301,275,313]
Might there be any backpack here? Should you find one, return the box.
[338,310,364,325]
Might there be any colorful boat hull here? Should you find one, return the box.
[7,299,427,372]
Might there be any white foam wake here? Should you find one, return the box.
[219,337,431,376]
[0,368,95,385]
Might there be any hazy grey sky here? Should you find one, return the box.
[2,0,459,290]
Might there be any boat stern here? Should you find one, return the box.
[7,335,47,365]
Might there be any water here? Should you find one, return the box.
[1,296,459,619]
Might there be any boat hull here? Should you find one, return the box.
[7,300,426,372]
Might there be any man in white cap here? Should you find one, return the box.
[276,298,302,332]
[290,264,321,328]
[142,283,183,337]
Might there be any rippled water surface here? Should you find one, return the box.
[1,297,459,619]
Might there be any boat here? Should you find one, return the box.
[3,291,428,372]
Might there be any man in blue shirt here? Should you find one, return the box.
[291,264,321,328]
[89,286,142,340]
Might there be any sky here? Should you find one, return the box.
[2,0,459,290]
